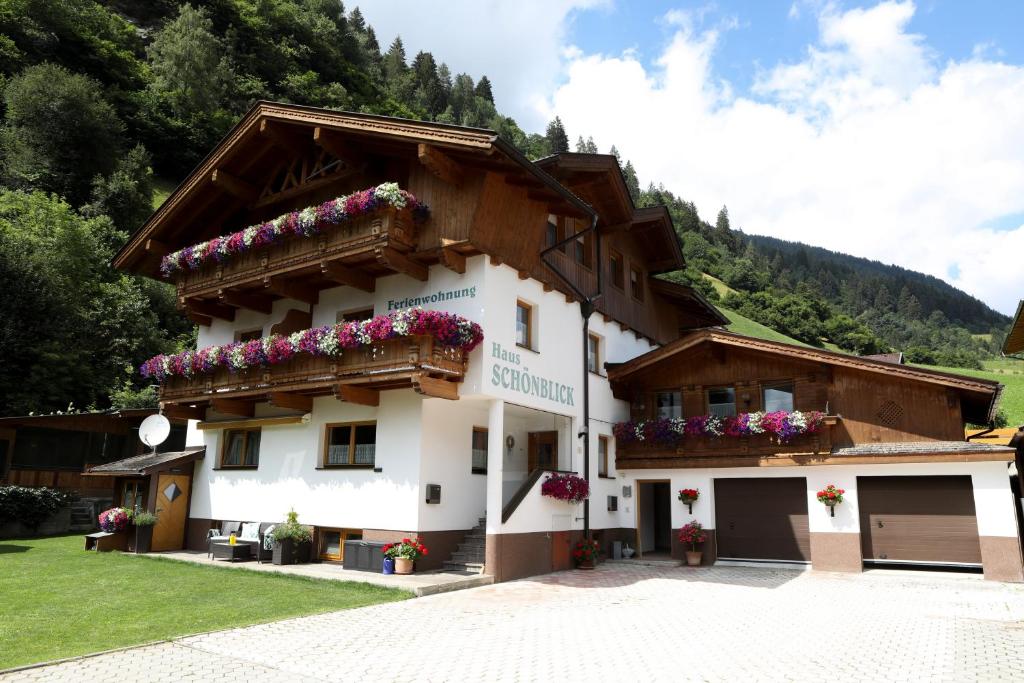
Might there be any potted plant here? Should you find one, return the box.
[98,507,131,534]
[270,509,312,565]
[383,537,428,575]
[130,511,158,554]
[677,487,699,514]
[816,484,845,517]
[678,521,707,567]
[573,538,600,569]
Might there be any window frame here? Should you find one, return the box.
[219,428,261,469]
[321,421,378,468]
[336,307,374,324]
[318,527,363,562]
[654,390,682,419]
[234,328,263,343]
[609,249,625,290]
[706,386,738,418]
[515,299,535,351]
[761,381,795,413]
[630,265,644,302]
[471,426,488,475]
[597,435,610,478]
[587,333,602,375]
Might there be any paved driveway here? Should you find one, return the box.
[5,564,1024,682]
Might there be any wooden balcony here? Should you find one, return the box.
[158,335,468,409]
[615,416,840,469]
[172,207,425,323]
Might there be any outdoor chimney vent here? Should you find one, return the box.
[425,484,441,504]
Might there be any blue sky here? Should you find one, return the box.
[359,1,1024,314]
[568,1,1024,99]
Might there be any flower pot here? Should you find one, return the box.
[685,550,703,567]
[622,545,635,559]
[273,538,311,565]
[132,525,154,554]
[382,557,395,575]
[394,557,414,574]
[577,557,596,570]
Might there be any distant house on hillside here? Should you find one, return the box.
[1003,300,1024,355]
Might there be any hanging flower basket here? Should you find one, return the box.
[816,484,845,517]
[540,473,590,504]
[677,488,699,514]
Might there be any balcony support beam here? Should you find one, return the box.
[375,246,427,281]
[269,392,313,412]
[187,311,213,327]
[413,375,459,400]
[211,169,259,204]
[321,260,375,292]
[313,127,364,167]
[334,384,379,407]
[160,403,206,421]
[210,398,255,418]
[438,246,466,274]
[218,289,273,315]
[259,118,309,152]
[418,143,463,187]
[183,297,235,322]
[263,276,319,305]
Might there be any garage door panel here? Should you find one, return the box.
[859,476,981,565]
[715,478,810,562]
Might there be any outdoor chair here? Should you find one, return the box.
[255,522,277,564]
[206,521,242,558]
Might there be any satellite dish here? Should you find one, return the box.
[139,414,171,451]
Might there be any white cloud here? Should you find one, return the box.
[546,1,1024,315]
[356,0,606,130]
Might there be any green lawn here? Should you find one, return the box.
[719,307,809,347]
[151,177,177,210]
[0,535,409,670]
[701,272,737,299]
[912,358,1024,426]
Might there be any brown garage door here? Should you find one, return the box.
[858,476,982,566]
[715,478,810,561]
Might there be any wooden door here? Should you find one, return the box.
[151,473,190,552]
[528,431,558,472]
[715,478,810,561]
[858,476,981,566]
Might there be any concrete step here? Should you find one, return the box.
[442,561,486,574]
[450,551,485,563]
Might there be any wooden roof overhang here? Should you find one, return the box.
[84,446,206,476]
[534,154,685,273]
[1003,299,1024,355]
[648,279,729,330]
[607,329,1004,425]
[0,409,180,435]
[112,101,594,281]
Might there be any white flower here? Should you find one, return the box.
[747,412,765,434]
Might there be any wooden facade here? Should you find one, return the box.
[113,102,724,412]
[608,329,1003,469]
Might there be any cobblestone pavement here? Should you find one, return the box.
[5,564,1024,682]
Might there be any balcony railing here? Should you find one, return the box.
[173,206,419,301]
[158,335,467,404]
[615,416,839,466]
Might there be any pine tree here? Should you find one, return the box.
[714,205,731,246]
[474,75,494,103]
[383,36,407,83]
[348,7,366,32]
[622,160,640,203]
[609,145,621,163]
[575,135,587,152]
[584,136,598,153]
[545,116,569,154]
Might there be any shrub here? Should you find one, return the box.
[678,521,707,551]
[132,511,159,526]
[270,508,312,544]
[0,486,70,529]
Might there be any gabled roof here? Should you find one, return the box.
[1004,299,1024,354]
[607,328,1003,424]
[85,447,206,476]
[113,101,595,278]
[648,279,729,329]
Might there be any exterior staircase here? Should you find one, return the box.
[443,516,487,574]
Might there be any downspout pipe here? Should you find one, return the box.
[541,214,601,540]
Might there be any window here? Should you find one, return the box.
[609,250,625,290]
[319,528,363,562]
[221,428,261,468]
[598,435,609,477]
[655,391,682,419]
[707,387,737,418]
[121,480,146,511]
[324,422,377,467]
[630,265,644,301]
[546,216,558,248]
[234,328,262,343]
[762,382,795,413]
[337,307,374,323]
[471,427,488,474]
[516,300,534,350]
[587,334,601,374]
